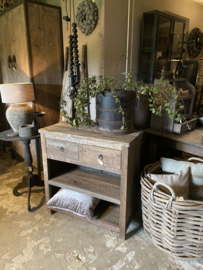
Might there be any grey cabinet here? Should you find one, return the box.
[139,10,186,84]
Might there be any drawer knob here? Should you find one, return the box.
[60,147,64,152]
[98,154,103,160]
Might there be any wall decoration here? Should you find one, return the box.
[62,0,81,120]
[76,0,98,36]
[187,27,203,58]
[0,0,17,14]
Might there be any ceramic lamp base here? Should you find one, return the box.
[6,103,34,132]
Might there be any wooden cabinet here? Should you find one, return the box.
[139,10,186,84]
[39,123,143,240]
[0,1,63,166]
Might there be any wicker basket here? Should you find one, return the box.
[141,161,203,260]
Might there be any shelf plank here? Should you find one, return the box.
[49,167,121,204]
[49,201,120,233]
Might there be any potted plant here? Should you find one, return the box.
[60,74,137,135]
[60,69,184,134]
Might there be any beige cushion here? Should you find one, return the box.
[46,188,100,220]
[148,167,190,199]
[161,157,203,201]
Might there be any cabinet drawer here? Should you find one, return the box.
[82,145,121,170]
[46,138,79,161]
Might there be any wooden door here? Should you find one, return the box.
[0,3,31,83]
[0,3,34,164]
[27,2,63,128]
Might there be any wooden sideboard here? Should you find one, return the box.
[39,123,143,240]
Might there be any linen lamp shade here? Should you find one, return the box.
[0,83,35,104]
[0,83,35,133]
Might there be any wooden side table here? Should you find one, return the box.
[39,123,143,240]
[145,128,203,163]
[0,130,45,212]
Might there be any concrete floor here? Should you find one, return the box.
[0,152,203,270]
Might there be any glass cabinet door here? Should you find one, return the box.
[155,16,172,79]
[139,12,155,83]
[139,11,186,84]
[171,20,185,75]
[142,13,155,49]
[172,20,185,59]
[140,52,153,83]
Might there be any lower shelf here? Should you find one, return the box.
[49,166,121,204]
[49,200,120,233]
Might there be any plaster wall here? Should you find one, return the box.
[103,0,128,82]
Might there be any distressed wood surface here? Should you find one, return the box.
[146,128,203,163]
[46,138,79,161]
[40,123,143,239]
[27,2,63,128]
[119,146,129,240]
[48,202,120,233]
[126,135,142,227]
[173,118,197,134]
[47,152,120,174]
[145,128,203,148]
[82,145,121,170]
[40,134,51,213]
[0,3,31,83]
[118,138,142,240]
[49,167,121,204]
[39,122,143,150]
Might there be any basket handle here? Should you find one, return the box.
[188,157,203,163]
[150,182,176,210]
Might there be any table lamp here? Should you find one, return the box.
[0,83,35,135]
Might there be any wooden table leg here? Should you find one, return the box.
[119,146,129,240]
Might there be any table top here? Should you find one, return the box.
[39,122,144,147]
[145,128,203,148]
[0,130,40,142]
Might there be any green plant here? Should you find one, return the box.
[60,76,128,129]
[60,69,184,129]
[125,69,184,122]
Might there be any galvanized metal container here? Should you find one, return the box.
[96,90,136,135]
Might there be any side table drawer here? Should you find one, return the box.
[46,138,79,161]
[82,145,121,170]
